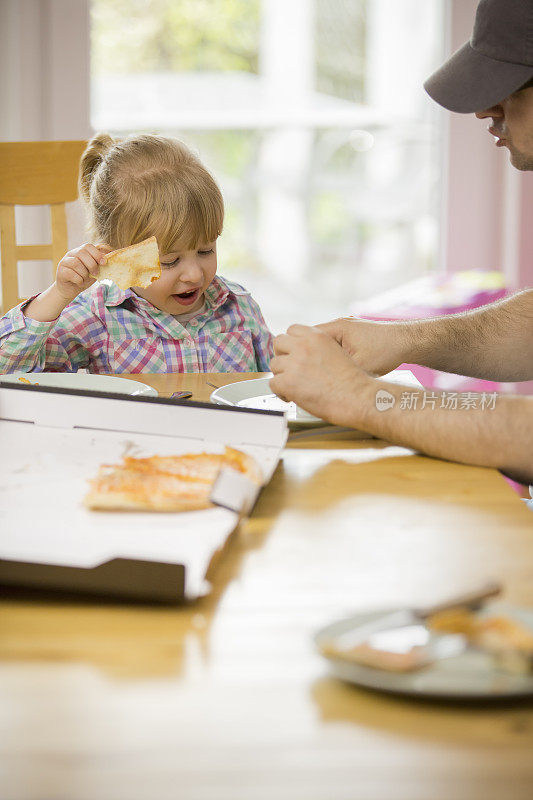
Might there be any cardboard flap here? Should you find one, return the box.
[0,384,288,449]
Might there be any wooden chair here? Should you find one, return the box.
[0,140,87,314]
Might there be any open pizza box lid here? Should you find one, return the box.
[0,383,288,602]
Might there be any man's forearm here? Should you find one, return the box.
[400,290,533,381]
[346,379,533,485]
[270,323,533,483]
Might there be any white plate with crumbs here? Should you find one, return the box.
[315,606,533,701]
[0,372,158,397]
[210,370,422,428]
[210,375,322,427]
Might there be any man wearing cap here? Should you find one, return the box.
[270,0,533,486]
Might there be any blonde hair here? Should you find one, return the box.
[78,133,224,253]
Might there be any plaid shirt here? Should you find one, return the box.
[0,276,273,374]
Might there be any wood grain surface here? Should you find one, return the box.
[1,373,532,800]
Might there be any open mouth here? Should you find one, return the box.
[489,126,507,147]
[171,288,201,306]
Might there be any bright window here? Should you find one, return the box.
[91,0,445,331]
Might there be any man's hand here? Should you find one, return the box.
[315,317,410,376]
[270,324,374,427]
[270,326,533,485]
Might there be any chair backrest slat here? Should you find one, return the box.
[50,203,69,277]
[0,204,19,314]
[0,140,87,314]
[15,245,54,261]
[0,141,86,205]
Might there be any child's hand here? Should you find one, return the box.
[53,243,112,302]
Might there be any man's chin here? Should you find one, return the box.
[509,149,533,171]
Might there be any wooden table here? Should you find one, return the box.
[1,373,533,800]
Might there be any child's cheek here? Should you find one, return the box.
[155,271,171,292]
[208,257,218,283]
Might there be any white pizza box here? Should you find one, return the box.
[0,383,288,601]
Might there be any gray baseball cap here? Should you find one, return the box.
[424,0,533,113]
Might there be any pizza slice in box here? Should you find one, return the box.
[84,447,261,512]
[98,236,161,290]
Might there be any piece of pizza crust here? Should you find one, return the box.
[427,608,533,673]
[428,608,533,653]
[98,236,161,290]
[84,447,261,512]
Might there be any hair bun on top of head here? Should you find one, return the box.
[78,132,115,203]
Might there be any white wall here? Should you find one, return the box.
[0,0,91,141]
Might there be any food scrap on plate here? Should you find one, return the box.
[427,608,533,674]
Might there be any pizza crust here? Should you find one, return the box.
[428,608,533,654]
[98,236,161,290]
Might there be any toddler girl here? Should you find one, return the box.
[0,133,273,373]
